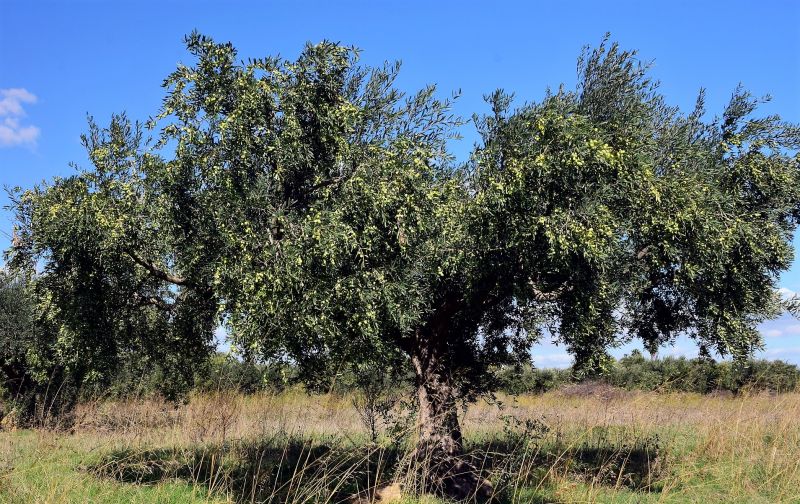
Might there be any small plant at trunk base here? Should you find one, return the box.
[7,32,800,500]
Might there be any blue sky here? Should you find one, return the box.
[2,0,799,366]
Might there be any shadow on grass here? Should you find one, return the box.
[89,435,403,503]
[476,432,666,498]
[88,430,665,503]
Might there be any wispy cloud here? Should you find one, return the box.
[761,324,800,339]
[0,88,40,147]
[762,346,800,358]
[532,352,573,368]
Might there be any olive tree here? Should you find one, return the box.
[8,34,800,498]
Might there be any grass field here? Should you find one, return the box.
[1,388,799,503]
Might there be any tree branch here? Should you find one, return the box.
[132,292,174,312]
[309,175,345,193]
[125,249,190,287]
[528,279,572,302]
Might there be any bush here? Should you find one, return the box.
[612,352,800,394]
[194,354,264,394]
[496,350,800,396]
[496,365,572,395]
[97,352,296,400]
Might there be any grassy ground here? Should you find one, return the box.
[1,388,799,503]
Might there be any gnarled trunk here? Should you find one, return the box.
[409,332,493,501]
[413,351,463,457]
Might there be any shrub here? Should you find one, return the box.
[496,365,572,395]
[496,351,799,396]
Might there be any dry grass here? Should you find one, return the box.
[1,388,799,503]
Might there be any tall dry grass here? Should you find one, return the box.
[2,387,799,503]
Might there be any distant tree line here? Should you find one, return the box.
[197,349,800,396]
[28,347,800,407]
[497,350,800,395]
[88,348,800,398]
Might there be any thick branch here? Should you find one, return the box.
[125,249,190,287]
[528,279,571,302]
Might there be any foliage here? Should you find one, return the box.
[606,350,800,394]
[84,352,294,400]
[348,365,405,443]
[495,365,572,395]
[471,50,800,375]
[495,351,800,395]
[5,115,216,402]
[0,270,79,426]
[192,353,294,395]
[0,269,37,401]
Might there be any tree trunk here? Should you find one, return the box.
[410,333,493,501]
[413,351,463,456]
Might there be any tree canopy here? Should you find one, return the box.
[7,33,800,498]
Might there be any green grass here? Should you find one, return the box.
[0,431,225,503]
[1,390,799,503]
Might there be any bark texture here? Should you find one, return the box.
[410,329,493,501]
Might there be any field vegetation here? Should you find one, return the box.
[2,383,800,503]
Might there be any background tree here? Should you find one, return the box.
[8,34,800,499]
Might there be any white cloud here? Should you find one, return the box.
[778,287,797,299]
[762,346,800,358]
[760,323,800,339]
[532,352,573,368]
[0,88,36,115]
[0,88,40,147]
